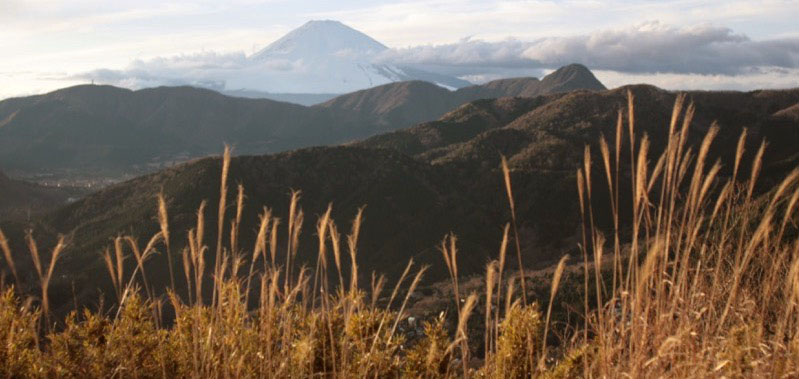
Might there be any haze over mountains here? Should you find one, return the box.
[0,64,604,180]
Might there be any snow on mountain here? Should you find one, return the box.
[223,20,470,94]
[253,20,388,61]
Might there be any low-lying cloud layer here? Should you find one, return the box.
[80,52,248,91]
[379,22,799,76]
[76,22,799,93]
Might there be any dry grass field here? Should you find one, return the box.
[2,93,798,377]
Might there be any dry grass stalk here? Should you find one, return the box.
[25,232,65,328]
[0,228,19,289]
[502,156,527,305]
[347,207,364,294]
[541,254,568,368]
[285,190,301,292]
[494,223,510,348]
[484,261,497,357]
[157,192,174,290]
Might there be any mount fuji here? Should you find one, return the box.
[223,20,471,99]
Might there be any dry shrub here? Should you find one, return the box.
[403,314,452,378]
[490,302,542,378]
[0,288,41,377]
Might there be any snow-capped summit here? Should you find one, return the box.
[253,20,387,61]
[223,20,470,95]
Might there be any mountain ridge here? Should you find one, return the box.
[0,64,606,178]
[316,63,606,130]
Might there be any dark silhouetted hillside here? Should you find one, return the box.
[0,172,82,221]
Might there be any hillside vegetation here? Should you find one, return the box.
[1,93,799,376]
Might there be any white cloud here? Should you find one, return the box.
[73,52,248,91]
[595,69,799,91]
[40,21,799,96]
[377,22,799,76]
[378,37,532,68]
[3,0,799,98]
[522,22,799,75]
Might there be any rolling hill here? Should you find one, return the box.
[316,64,605,129]
[0,64,605,178]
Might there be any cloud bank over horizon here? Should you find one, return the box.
[70,21,799,95]
[3,0,799,98]
[380,22,799,75]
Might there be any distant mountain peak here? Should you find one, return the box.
[540,63,606,92]
[304,19,345,26]
[554,63,592,74]
[238,20,470,94]
[301,19,363,31]
[253,20,387,61]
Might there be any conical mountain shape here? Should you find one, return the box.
[226,20,470,94]
[253,20,387,61]
[539,64,606,92]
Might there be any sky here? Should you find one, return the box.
[2,0,799,99]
